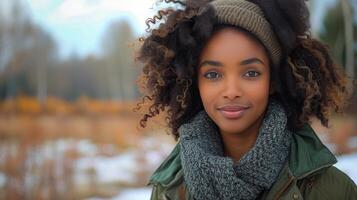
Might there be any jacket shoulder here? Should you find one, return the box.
[149,144,182,186]
[149,144,189,200]
[299,166,357,200]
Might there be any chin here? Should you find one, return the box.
[214,118,248,134]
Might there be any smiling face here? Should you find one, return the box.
[198,27,271,136]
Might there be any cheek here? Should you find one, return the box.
[246,79,270,99]
[243,76,271,109]
[198,79,218,109]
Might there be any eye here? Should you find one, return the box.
[244,70,260,78]
[203,71,221,80]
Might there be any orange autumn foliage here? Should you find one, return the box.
[0,96,141,116]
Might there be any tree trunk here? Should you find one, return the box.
[341,0,355,79]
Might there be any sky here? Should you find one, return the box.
[26,0,157,58]
[19,0,339,59]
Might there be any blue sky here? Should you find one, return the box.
[22,0,338,59]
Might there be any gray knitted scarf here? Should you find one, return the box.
[179,100,292,200]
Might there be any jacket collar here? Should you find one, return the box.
[263,124,337,200]
[289,124,337,179]
[149,123,337,186]
[148,143,181,186]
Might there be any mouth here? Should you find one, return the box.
[217,104,250,119]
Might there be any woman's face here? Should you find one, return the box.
[198,28,270,135]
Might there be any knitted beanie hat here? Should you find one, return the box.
[210,0,282,67]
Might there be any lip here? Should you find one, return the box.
[217,104,250,119]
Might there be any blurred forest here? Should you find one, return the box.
[318,0,357,80]
[0,0,140,103]
[0,0,355,199]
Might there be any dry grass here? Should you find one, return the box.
[0,96,171,200]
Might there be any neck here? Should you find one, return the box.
[220,115,265,162]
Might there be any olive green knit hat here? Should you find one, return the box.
[210,0,282,67]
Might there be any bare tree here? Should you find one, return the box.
[0,0,57,101]
[341,0,355,79]
[102,20,139,101]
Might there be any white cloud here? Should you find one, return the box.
[48,0,156,24]
[49,0,95,21]
[29,0,52,9]
[25,0,174,57]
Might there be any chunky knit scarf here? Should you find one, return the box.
[179,100,292,200]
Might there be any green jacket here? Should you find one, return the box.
[148,124,357,200]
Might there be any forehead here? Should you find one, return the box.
[200,27,269,61]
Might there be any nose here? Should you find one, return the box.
[223,76,242,100]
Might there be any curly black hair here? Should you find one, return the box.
[135,0,350,140]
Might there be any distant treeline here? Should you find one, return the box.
[0,0,140,101]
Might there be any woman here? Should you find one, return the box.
[136,0,357,199]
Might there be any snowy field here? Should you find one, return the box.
[335,153,357,184]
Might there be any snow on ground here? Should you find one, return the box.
[0,173,6,188]
[334,152,357,184]
[76,136,175,186]
[87,188,152,200]
[76,151,139,184]
[111,187,152,200]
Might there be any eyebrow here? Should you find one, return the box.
[199,58,265,68]
[199,60,223,68]
[240,58,265,66]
